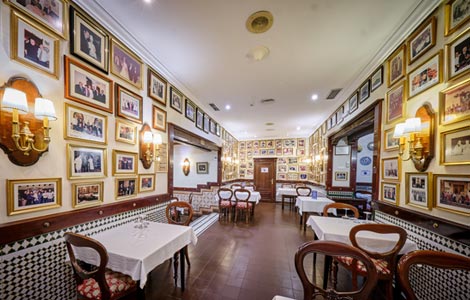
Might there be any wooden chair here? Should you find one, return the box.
[234,188,252,224]
[293,186,311,212]
[166,201,193,267]
[335,224,407,300]
[295,240,378,300]
[323,202,359,218]
[245,184,256,191]
[397,250,470,300]
[217,188,234,222]
[64,232,138,300]
[230,183,243,190]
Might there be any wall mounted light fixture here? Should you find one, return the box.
[182,158,190,176]
[139,123,163,169]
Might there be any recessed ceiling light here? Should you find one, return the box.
[311,94,318,100]
[143,0,152,3]
[246,11,274,34]
[225,104,231,110]
[296,126,301,131]
[247,45,270,61]
[265,122,274,126]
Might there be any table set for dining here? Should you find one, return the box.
[295,196,335,231]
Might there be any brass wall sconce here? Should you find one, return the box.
[139,123,163,169]
[0,76,57,166]
[182,158,190,176]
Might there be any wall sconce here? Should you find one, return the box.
[0,77,57,166]
[139,123,163,169]
[182,158,190,176]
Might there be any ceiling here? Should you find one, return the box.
[80,0,435,140]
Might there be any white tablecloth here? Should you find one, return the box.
[74,222,197,288]
[215,190,261,204]
[276,188,297,196]
[306,215,417,255]
[295,196,335,215]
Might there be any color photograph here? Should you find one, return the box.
[112,150,138,175]
[7,178,61,215]
[72,181,103,209]
[408,16,436,64]
[447,27,470,80]
[111,39,143,89]
[439,78,470,125]
[116,84,143,124]
[115,119,137,144]
[138,174,155,193]
[434,174,470,215]
[408,51,441,98]
[115,177,137,200]
[65,103,107,145]
[386,82,406,124]
[441,127,470,165]
[68,144,107,179]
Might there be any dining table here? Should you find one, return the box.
[276,187,298,210]
[70,221,198,291]
[295,196,335,231]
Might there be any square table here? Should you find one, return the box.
[276,187,298,210]
[295,196,335,231]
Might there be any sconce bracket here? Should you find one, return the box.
[139,123,153,169]
[0,76,47,166]
[413,103,435,172]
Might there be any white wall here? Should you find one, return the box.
[356,133,374,183]
[173,143,218,188]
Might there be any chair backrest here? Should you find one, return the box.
[234,188,251,203]
[231,184,243,190]
[296,186,312,196]
[188,192,193,204]
[64,232,112,300]
[166,201,193,226]
[295,240,378,300]
[397,250,470,300]
[169,196,179,203]
[217,188,233,203]
[323,203,359,218]
[281,183,294,188]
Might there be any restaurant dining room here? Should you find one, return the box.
[0,0,469,300]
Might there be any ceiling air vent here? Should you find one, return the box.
[209,103,220,111]
[326,88,342,100]
[260,98,275,104]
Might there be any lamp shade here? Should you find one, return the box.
[1,88,29,113]
[34,98,57,120]
[403,117,421,134]
[393,123,406,138]
[143,131,153,143]
[153,133,163,145]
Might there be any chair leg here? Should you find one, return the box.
[184,246,190,267]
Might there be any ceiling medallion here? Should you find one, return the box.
[246,11,273,34]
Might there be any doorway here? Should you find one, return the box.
[254,158,276,202]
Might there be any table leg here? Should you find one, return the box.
[180,247,186,291]
[303,212,307,232]
[323,255,331,290]
[173,252,178,286]
[282,195,285,210]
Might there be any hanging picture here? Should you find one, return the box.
[381,182,399,205]
[370,66,384,92]
[148,68,167,105]
[116,84,143,124]
[115,119,137,144]
[110,39,143,89]
[152,105,167,132]
[408,51,442,99]
[434,174,470,215]
[446,27,470,81]
[359,79,370,103]
[386,81,406,124]
[387,44,406,87]
[196,107,204,130]
[72,181,104,209]
[115,177,137,200]
[407,16,436,64]
[382,157,401,181]
[440,127,470,166]
[445,0,470,36]
[67,144,107,180]
[138,174,155,193]
[439,78,470,125]
[169,86,183,113]
[349,92,358,113]
[112,150,138,176]
[64,103,107,145]
[405,172,431,210]
[185,98,196,122]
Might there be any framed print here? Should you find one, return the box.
[387,44,406,87]
[278,173,287,180]
[6,0,67,38]
[370,66,384,92]
[185,98,196,122]
[67,144,107,179]
[69,7,109,73]
[439,78,470,125]
[152,105,167,132]
[7,177,61,216]
[115,177,137,201]
[216,123,221,136]
[116,84,143,124]
[148,68,167,105]
[209,119,216,134]
[155,143,168,173]
[405,172,431,210]
[446,27,470,81]
[440,127,470,165]
[65,56,113,113]
[408,51,442,99]
[381,182,399,205]
[382,157,401,181]
[331,112,337,127]
[384,127,400,151]
[288,165,298,172]
[169,86,183,113]
[335,146,349,155]
[434,174,470,215]
[72,181,104,209]
[348,92,358,113]
[112,150,138,176]
[287,173,299,181]
[359,79,370,103]
[336,108,344,124]
[445,0,470,36]
[115,119,137,144]
[10,10,59,78]
[138,174,155,193]
[407,16,436,65]
[196,162,209,174]
[203,113,210,133]
[283,148,294,156]
[386,81,406,124]
[64,103,107,145]
[110,39,143,89]
[334,171,348,181]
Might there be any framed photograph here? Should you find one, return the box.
[7,178,61,216]
[72,181,104,209]
[370,66,384,92]
[359,79,370,103]
[407,16,436,65]
[148,68,167,105]
[440,127,470,165]
[196,162,209,174]
[283,148,294,156]
[408,51,442,99]
[288,165,298,172]
[10,10,59,78]
[445,0,470,36]
[446,27,470,81]
[138,174,155,193]
[169,86,183,113]
[384,127,400,151]
[434,174,470,215]
[278,173,287,180]
[216,123,221,137]
[115,177,137,201]
[334,171,348,181]
[209,119,216,134]
[64,103,107,145]
[405,172,431,210]
[348,92,358,113]
[67,144,107,180]
[387,44,406,87]
[203,113,210,133]
[287,173,299,181]
[439,78,470,125]
[335,146,349,155]
[112,150,138,176]
[196,107,204,130]
[116,84,143,124]
[110,39,143,89]
[64,56,113,113]
[386,81,406,124]
[155,143,168,173]
[69,7,108,73]
[152,105,167,132]
[6,0,67,38]
[185,98,196,122]
[336,108,344,124]
[381,182,399,205]
[115,119,137,144]
[382,157,401,181]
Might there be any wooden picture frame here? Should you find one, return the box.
[382,157,401,181]
[7,178,62,216]
[445,0,470,36]
[152,105,167,132]
[408,51,442,99]
[72,181,104,209]
[115,84,143,124]
[405,172,432,210]
[348,92,358,113]
[110,38,143,89]
[209,119,216,134]
[115,177,137,200]
[147,68,167,105]
[10,10,60,78]
[359,79,370,103]
[155,143,168,173]
[185,98,196,122]
[381,182,399,205]
[386,81,406,124]
[196,107,204,130]
[446,27,470,81]
[138,174,155,193]
[64,103,107,145]
[67,144,107,180]
[439,77,470,125]
[115,119,137,144]
[433,174,470,215]
[370,66,384,92]
[169,86,183,113]
[407,16,436,65]
[384,127,399,151]
[64,56,113,113]
[440,127,470,166]
[387,44,406,87]
[112,150,138,176]
[196,162,209,174]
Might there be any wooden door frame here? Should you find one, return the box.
[253,157,277,202]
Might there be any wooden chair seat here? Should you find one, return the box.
[217,188,234,221]
[234,188,252,223]
[337,256,391,275]
[77,269,137,300]
[236,202,253,209]
[219,200,234,208]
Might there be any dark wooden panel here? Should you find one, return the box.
[254,158,276,202]
[173,182,220,192]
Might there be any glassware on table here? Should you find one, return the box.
[342,208,350,219]
[364,211,372,222]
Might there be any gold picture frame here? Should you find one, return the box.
[433,174,470,216]
[115,119,137,144]
[446,26,470,81]
[381,181,399,205]
[439,77,470,125]
[407,51,442,99]
[148,68,167,105]
[405,172,432,210]
[384,127,399,151]
[440,127,470,166]
[387,44,406,87]
[72,181,104,209]
[110,38,143,89]
[138,174,155,193]
[385,81,407,125]
[7,178,62,216]
[381,157,401,181]
[407,16,436,65]
[67,144,107,180]
[112,150,138,176]
[444,0,470,36]
[64,103,108,145]
[115,177,137,200]
[155,143,168,173]
[115,83,143,124]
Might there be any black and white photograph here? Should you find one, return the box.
[445,0,470,36]
[406,173,431,209]
[441,127,470,165]
[359,79,370,103]
[170,86,183,113]
[196,162,209,174]
[382,157,400,181]
[382,182,399,204]
[115,177,137,200]
[148,69,167,105]
[447,27,470,80]
[67,144,107,179]
[185,98,195,122]
[408,16,436,64]
[112,150,138,175]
